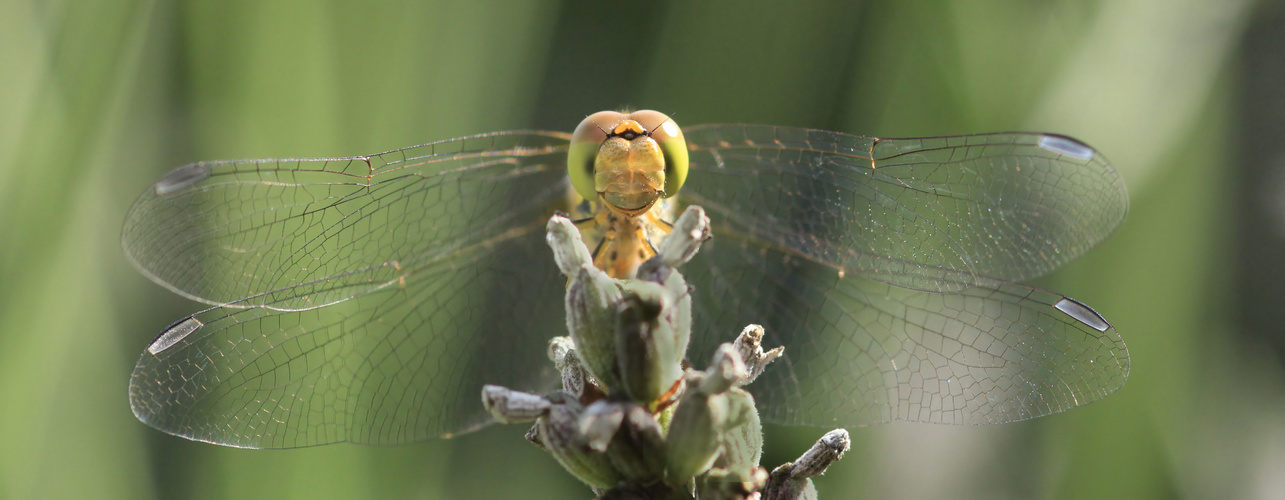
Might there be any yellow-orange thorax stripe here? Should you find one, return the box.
[573,198,675,279]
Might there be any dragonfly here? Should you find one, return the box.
[123,110,1129,449]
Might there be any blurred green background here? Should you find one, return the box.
[1,0,1282,498]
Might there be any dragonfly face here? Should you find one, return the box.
[568,110,689,216]
[123,111,1130,449]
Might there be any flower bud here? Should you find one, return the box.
[732,324,784,386]
[696,465,768,500]
[534,392,623,490]
[664,344,756,486]
[615,281,683,404]
[715,388,762,471]
[481,385,551,424]
[548,336,605,402]
[561,245,624,392]
[762,429,851,500]
[599,402,668,482]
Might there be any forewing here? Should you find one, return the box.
[681,125,1128,292]
[122,131,572,309]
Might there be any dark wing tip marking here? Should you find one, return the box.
[153,164,210,196]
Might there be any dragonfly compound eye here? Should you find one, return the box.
[568,111,623,201]
[629,110,688,198]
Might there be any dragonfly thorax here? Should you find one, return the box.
[573,198,676,279]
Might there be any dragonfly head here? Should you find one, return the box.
[569,110,689,215]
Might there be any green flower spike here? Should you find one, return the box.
[485,206,848,499]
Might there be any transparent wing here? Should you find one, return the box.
[681,125,1128,292]
[125,132,573,447]
[680,125,1129,425]
[683,240,1128,426]
[122,131,572,309]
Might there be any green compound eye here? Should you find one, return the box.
[568,111,622,201]
[658,128,688,198]
[629,110,688,198]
